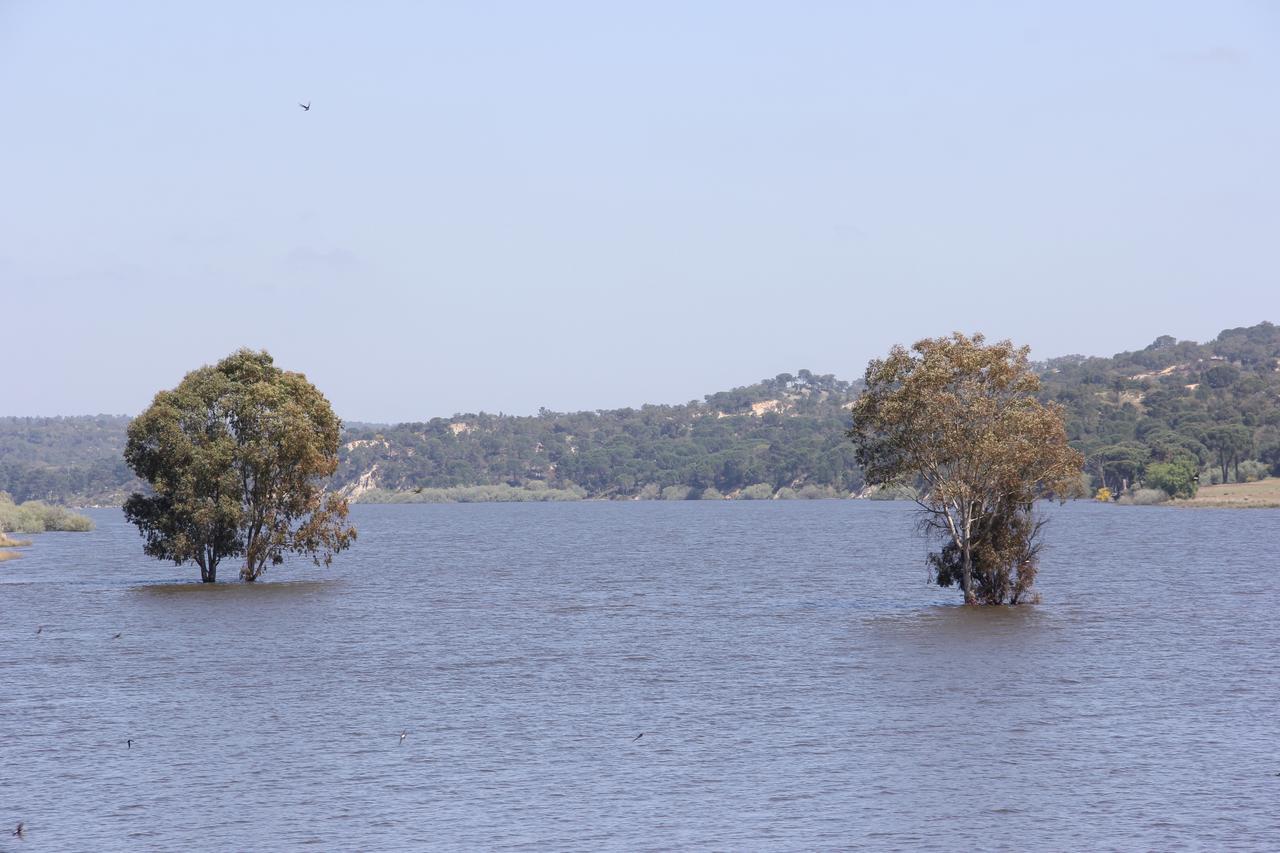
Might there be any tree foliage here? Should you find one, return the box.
[849,333,1083,604]
[123,350,355,583]
[1142,459,1199,499]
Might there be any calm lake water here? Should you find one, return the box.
[2,501,1279,851]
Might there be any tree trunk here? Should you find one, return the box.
[961,541,975,604]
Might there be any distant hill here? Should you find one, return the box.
[337,369,863,501]
[0,415,137,505]
[1037,322,1280,493]
[2,324,1277,505]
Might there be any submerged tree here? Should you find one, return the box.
[849,333,1083,604]
[124,349,356,582]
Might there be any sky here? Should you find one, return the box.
[2,1,1277,423]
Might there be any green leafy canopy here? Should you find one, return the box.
[123,349,356,582]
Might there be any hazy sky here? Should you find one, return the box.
[2,2,1277,422]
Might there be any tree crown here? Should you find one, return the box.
[123,349,355,582]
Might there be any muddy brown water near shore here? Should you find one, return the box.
[2,501,1278,850]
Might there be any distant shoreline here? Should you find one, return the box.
[65,483,1280,509]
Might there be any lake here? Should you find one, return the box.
[2,501,1278,850]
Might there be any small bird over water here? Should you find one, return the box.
[399,730,407,746]
[35,626,42,635]
[127,739,133,749]
[299,101,311,111]
[631,732,644,742]
[112,633,122,640]
[12,821,23,838]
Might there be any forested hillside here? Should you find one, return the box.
[1038,322,1280,497]
[339,370,862,500]
[0,415,137,505]
[3,324,1277,504]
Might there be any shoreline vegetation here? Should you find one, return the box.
[0,492,94,539]
[356,483,921,503]
[0,492,91,560]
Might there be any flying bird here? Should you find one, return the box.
[299,101,311,111]
[12,822,23,838]
[631,732,644,742]
[399,730,407,746]
[127,739,133,749]
[35,626,42,635]
[112,633,122,640]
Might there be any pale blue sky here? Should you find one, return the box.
[2,1,1277,422]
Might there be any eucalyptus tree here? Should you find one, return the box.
[849,333,1083,604]
[123,349,356,583]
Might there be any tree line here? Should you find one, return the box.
[2,323,1278,505]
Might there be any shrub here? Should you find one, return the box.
[1060,472,1093,500]
[1237,460,1269,483]
[737,483,774,500]
[0,493,93,533]
[698,487,725,500]
[797,484,836,499]
[1144,459,1198,498]
[774,487,799,500]
[661,485,692,501]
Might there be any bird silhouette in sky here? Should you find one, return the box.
[299,101,311,111]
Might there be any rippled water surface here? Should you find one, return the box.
[3,501,1279,850]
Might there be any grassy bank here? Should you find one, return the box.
[1170,479,1280,508]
